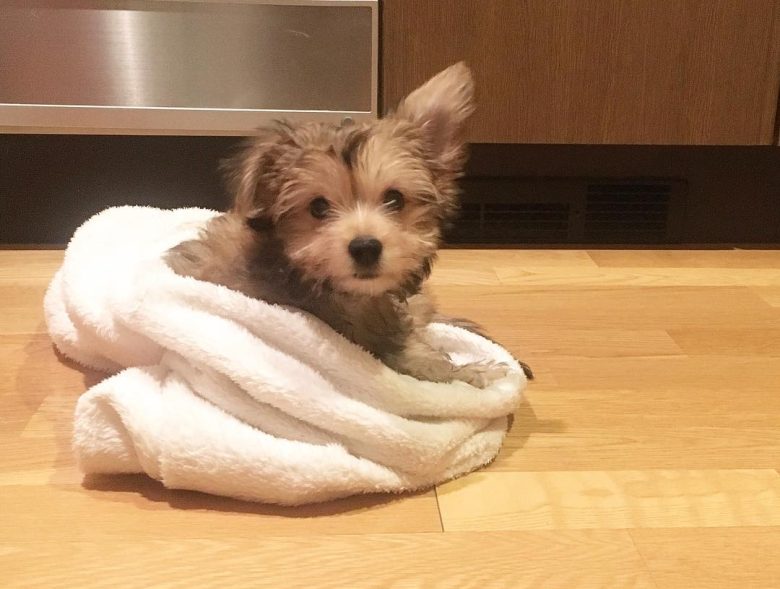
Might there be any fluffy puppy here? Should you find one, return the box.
[166,63,531,387]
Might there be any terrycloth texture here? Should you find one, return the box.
[44,206,526,505]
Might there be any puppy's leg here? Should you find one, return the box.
[384,331,510,388]
[432,312,535,380]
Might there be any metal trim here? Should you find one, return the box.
[0,0,379,135]
[0,105,374,136]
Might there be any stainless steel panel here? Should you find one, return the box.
[0,0,377,134]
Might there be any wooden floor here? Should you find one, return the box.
[2,248,779,588]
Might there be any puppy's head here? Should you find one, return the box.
[224,62,474,296]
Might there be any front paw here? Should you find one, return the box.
[452,361,510,388]
[517,360,534,380]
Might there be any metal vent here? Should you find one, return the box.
[449,202,570,243]
[447,177,685,244]
[584,183,673,242]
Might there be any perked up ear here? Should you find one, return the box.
[221,125,291,226]
[394,62,475,168]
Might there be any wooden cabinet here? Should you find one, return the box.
[383,0,780,145]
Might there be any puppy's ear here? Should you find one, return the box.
[221,124,292,228]
[394,62,475,169]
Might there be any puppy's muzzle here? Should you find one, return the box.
[348,236,383,269]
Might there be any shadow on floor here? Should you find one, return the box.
[82,473,430,517]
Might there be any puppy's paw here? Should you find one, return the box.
[518,360,534,380]
[452,361,510,388]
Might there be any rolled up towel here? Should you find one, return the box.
[44,206,526,505]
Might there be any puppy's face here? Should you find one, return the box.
[225,63,474,296]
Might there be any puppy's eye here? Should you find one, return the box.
[383,189,405,212]
[309,196,331,219]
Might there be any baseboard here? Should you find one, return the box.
[1,136,778,245]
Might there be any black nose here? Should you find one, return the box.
[348,236,383,266]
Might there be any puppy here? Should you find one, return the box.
[166,63,531,387]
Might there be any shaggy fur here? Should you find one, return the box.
[166,63,532,386]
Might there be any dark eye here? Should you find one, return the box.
[383,189,405,212]
[309,196,331,219]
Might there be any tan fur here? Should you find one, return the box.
[166,63,532,386]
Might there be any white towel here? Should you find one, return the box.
[44,206,526,505]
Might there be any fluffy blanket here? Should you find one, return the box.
[43,206,526,505]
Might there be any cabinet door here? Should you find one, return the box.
[383,0,780,145]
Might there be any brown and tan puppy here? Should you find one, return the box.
[167,63,531,386]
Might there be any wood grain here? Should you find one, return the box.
[495,393,780,472]
[0,283,50,334]
[631,527,780,589]
[433,286,780,332]
[1,532,656,589]
[0,483,444,541]
[486,328,683,358]
[383,0,780,145]
[436,470,780,531]
[493,266,780,288]
[3,247,780,587]
[751,286,780,307]
[0,249,63,275]
[587,249,780,269]
[668,328,780,356]
[429,249,597,286]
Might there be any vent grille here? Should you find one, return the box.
[449,202,570,243]
[584,183,672,242]
[447,178,684,244]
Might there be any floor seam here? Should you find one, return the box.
[433,485,445,533]
[628,530,661,589]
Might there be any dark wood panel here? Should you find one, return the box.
[383,0,780,145]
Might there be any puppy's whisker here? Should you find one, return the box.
[289,241,319,259]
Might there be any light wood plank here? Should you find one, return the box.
[504,356,780,470]
[668,328,780,356]
[1,531,655,589]
[0,284,50,334]
[588,249,780,269]
[443,249,600,267]
[0,333,97,437]
[429,264,501,286]
[631,527,780,589]
[751,286,780,307]
[496,392,780,471]
[494,266,780,287]
[432,286,780,330]
[0,249,63,283]
[540,356,780,393]
[430,249,599,286]
[0,482,443,541]
[436,470,780,532]
[481,328,683,358]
